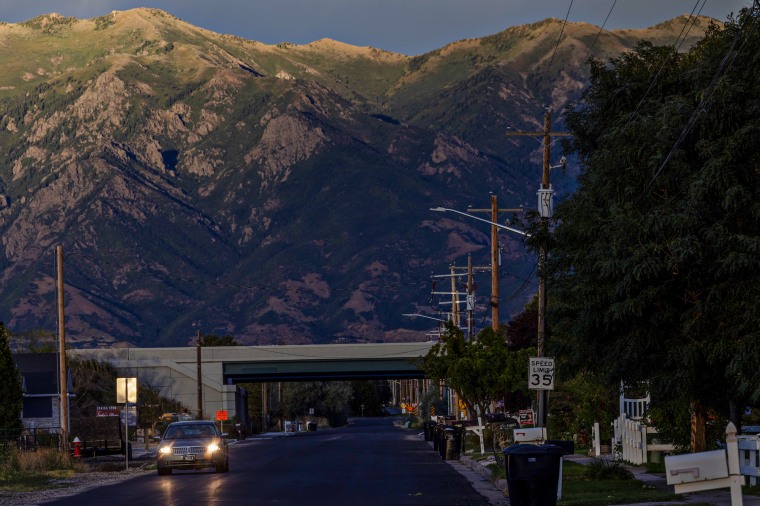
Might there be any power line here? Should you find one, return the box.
[639,0,759,199]
[582,0,618,63]
[540,0,575,97]
[620,0,708,135]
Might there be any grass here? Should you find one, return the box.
[0,447,88,493]
[464,444,681,506]
[558,461,679,505]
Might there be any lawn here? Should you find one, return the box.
[559,461,679,505]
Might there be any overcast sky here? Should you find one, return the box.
[0,1,751,55]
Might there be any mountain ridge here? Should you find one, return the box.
[0,8,717,347]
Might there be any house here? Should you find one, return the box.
[12,353,73,431]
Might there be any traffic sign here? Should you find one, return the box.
[216,410,228,421]
[528,357,555,390]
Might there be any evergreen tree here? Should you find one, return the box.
[0,322,24,431]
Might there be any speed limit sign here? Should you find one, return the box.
[528,357,555,390]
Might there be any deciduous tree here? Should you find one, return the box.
[548,7,760,450]
[420,323,534,417]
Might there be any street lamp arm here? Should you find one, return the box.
[430,207,531,238]
[402,313,449,323]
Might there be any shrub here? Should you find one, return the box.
[0,447,83,474]
[583,457,634,481]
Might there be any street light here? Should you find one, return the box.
[430,207,531,238]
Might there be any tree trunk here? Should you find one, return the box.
[690,401,707,452]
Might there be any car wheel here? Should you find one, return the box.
[224,458,230,473]
[157,466,172,476]
[216,460,226,473]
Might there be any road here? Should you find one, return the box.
[46,417,492,506]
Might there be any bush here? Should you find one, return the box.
[583,457,634,481]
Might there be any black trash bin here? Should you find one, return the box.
[438,426,451,459]
[424,421,437,442]
[503,444,564,506]
[444,427,462,460]
[545,439,574,456]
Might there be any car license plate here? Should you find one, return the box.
[184,454,195,461]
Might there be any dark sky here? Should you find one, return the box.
[0,0,751,55]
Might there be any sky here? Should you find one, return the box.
[0,0,752,55]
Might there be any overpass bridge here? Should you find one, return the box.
[70,342,435,422]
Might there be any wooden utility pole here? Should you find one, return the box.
[468,195,523,330]
[450,264,460,327]
[195,324,203,420]
[506,108,569,428]
[56,245,69,454]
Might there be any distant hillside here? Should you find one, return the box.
[0,9,716,347]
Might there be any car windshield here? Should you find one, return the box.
[164,424,216,440]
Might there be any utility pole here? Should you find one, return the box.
[467,255,474,340]
[450,264,460,328]
[56,245,69,454]
[194,322,203,420]
[506,107,569,428]
[468,195,523,330]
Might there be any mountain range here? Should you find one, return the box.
[0,9,715,347]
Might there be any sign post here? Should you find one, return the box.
[216,410,228,434]
[116,378,137,471]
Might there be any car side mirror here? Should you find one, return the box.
[221,433,229,439]
[153,436,162,443]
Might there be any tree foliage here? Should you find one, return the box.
[281,381,352,428]
[419,322,534,416]
[200,334,239,346]
[548,7,760,438]
[0,322,24,430]
[349,381,390,417]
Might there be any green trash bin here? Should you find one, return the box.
[503,444,563,506]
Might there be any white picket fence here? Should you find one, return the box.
[738,435,760,486]
[620,391,650,420]
[613,414,674,465]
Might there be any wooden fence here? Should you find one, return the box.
[739,435,760,486]
[613,414,674,465]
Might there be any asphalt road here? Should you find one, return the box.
[46,417,491,506]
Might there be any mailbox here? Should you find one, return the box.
[665,450,730,493]
[513,427,547,444]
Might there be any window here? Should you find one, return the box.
[23,397,52,418]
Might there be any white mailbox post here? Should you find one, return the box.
[665,422,745,505]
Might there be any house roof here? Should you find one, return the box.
[12,353,62,396]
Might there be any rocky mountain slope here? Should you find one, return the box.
[0,9,715,347]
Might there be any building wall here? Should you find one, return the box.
[23,396,60,431]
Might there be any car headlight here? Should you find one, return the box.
[159,446,172,454]
[207,443,219,453]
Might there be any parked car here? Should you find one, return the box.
[156,420,229,475]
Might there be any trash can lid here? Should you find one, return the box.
[503,443,565,455]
